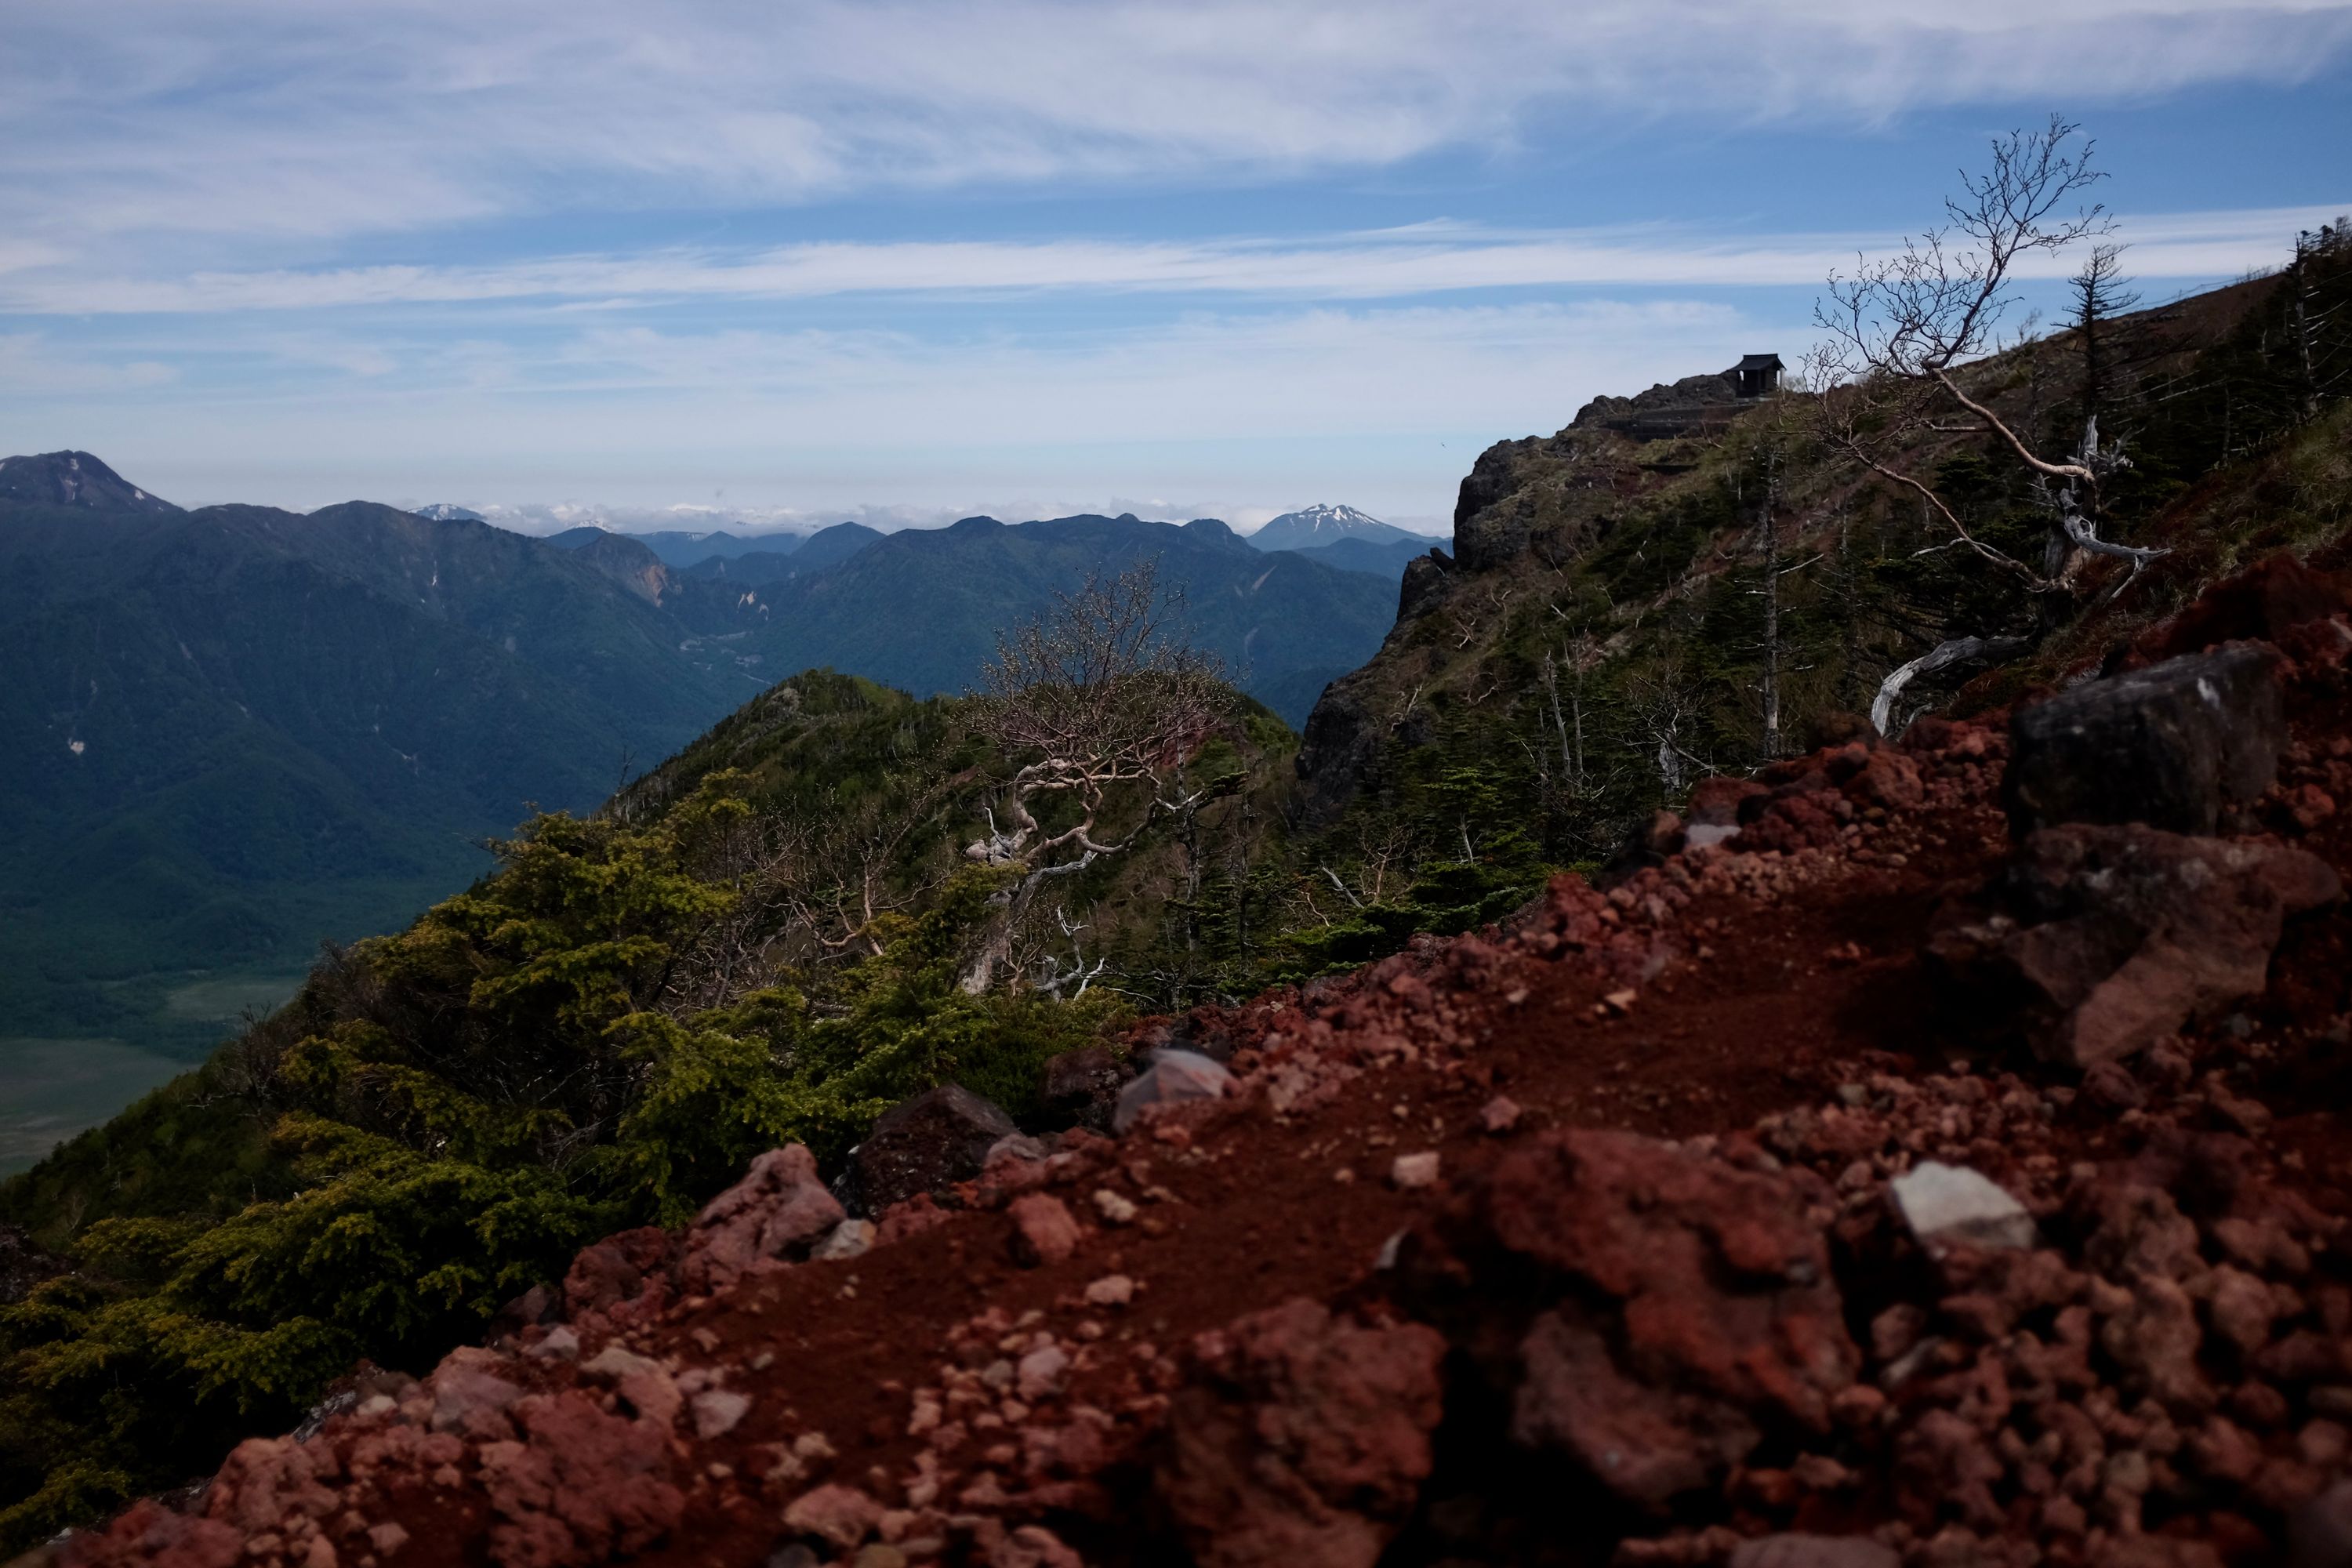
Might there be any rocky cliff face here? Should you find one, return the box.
[1291,418,1683,828]
[1568,366,1748,441]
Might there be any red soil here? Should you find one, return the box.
[53,558,2352,1568]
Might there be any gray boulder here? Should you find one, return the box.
[1113,1048,1233,1134]
[2004,644,2285,837]
[1928,822,2339,1069]
[842,1083,1017,1214]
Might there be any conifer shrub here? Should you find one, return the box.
[0,773,1121,1553]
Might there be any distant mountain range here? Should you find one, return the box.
[0,454,1417,1154]
[671,521,883,585]
[547,525,815,568]
[0,454,765,1115]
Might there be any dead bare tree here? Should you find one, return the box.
[1538,631,1606,801]
[2290,218,2351,419]
[1624,655,1710,801]
[1735,447,1806,761]
[1806,117,2169,729]
[1029,908,1110,999]
[1310,815,1421,916]
[960,561,1225,993]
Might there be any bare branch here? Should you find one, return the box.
[958,561,1228,991]
[1870,634,2032,735]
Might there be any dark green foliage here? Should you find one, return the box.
[0,758,1131,1553]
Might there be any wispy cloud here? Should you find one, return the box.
[5,1,2350,254]
[8,206,2343,315]
[0,335,178,394]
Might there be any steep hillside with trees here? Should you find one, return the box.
[1294,132,2350,921]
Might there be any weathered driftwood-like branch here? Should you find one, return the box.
[1871,634,2032,735]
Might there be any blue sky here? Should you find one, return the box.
[3,2,2348,534]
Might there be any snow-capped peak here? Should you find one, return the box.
[1248,503,1414,552]
[1283,503,1375,535]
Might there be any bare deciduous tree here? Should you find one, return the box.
[1538,631,1606,801]
[1805,116,2168,730]
[960,561,1225,992]
[1624,655,1711,800]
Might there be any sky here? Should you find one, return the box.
[3,2,2349,535]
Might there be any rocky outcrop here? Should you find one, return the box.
[569,531,674,607]
[1403,1129,1860,1511]
[840,1083,1018,1214]
[1396,546,1454,621]
[1570,369,1743,438]
[1159,1299,1446,1568]
[1450,435,1552,570]
[2005,644,2286,836]
[1293,656,1443,826]
[678,1144,844,1292]
[1929,823,2340,1069]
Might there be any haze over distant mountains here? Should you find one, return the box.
[514,500,1446,583]
[0,452,1443,1163]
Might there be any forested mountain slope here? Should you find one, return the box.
[731,514,1395,712]
[0,476,1398,1171]
[0,467,757,1068]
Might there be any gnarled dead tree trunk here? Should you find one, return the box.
[1802,117,2169,731]
[960,561,1225,993]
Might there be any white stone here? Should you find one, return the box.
[691,1388,751,1439]
[1390,1151,1441,1189]
[811,1218,877,1261]
[1890,1162,2038,1251]
[524,1325,580,1362]
[1083,1273,1136,1307]
[1015,1345,1071,1401]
